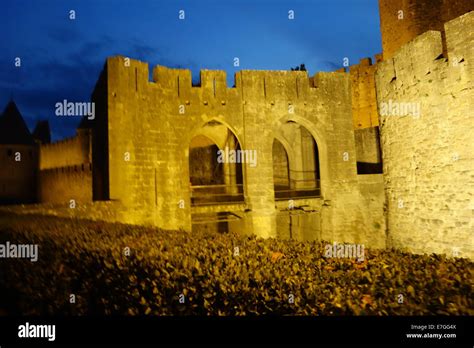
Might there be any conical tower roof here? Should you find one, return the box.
[0,100,34,145]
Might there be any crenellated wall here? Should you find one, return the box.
[39,129,91,170]
[375,12,474,258]
[3,0,471,260]
[89,56,386,247]
[37,129,92,203]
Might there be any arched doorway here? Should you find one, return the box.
[189,135,224,186]
[189,122,244,205]
[273,121,320,199]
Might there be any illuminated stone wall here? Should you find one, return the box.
[350,57,380,129]
[38,164,92,204]
[39,129,91,170]
[3,1,472,260]
[375,12,474,258]
[90,57,386,247]
[37,129,92,204]
[348,57,383,174]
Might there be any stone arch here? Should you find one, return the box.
[187,119,245,205]
[273,114,328,197]
[186,116,244,155]
[274,133,294,166]
[188,135,223,186]
[272,138,291,189]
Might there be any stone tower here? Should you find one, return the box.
[0,100,38,204]
[378,0,474,59]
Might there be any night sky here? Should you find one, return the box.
[1,0,381,141]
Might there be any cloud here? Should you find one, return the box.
[319,60,341,71]
[129,41,158,60]
[48,26,82,44]
[0,32,195,141]
[0,37,111,139]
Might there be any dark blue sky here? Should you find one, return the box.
[0,0,382,141]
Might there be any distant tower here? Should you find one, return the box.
[0,100,38,204]
[32,120,51,144]
[378,0,474,59]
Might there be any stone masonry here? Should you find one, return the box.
[1,2,471,259]
[376,12,474,258]
[89,60,385,248]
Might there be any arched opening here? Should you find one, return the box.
[189,122,244,205]
[272,139,290,190]
[273,122,321,199]
[189,136,223,186]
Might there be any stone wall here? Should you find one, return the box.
[39,129,91,170]
[354,127,383,175]
[90,56,386,247]
[36,128,92,204]
[275,198,323,242]
[348,58,383,175]
[350,57,381,129]
[375,12,474,258]
[0,200,126,225]
[38,163,92,204]
[378,0,474,60]
[3,0,471,260]
[0,144,37,204]
[354,128,381,164]
[357,174,386,248]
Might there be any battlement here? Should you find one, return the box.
[39,129,91,170]
[40,129,88,149]
[40,162,92,174]
[105,56,349,104]
[334,55,384,74]
[151,65,236,101]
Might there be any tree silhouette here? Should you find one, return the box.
[291,63,307,71]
